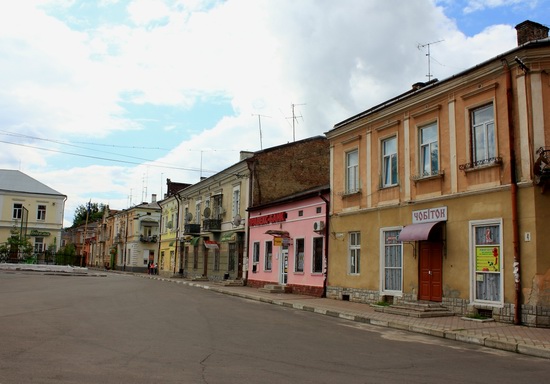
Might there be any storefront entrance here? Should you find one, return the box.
[279,248,288,285]
[418,241,443,302]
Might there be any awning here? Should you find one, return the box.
[189,237,200,246]
[204,240,219,250]
[221,231,236,242]
[265,230,290,238]
[398,222,442,242]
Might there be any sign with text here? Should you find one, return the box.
[412,206,447,224]
[248,212,287,227]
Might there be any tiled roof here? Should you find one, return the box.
[0,169,65,196]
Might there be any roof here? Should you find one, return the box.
[0,169,65,197]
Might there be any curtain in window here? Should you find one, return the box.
[384,230,402,291]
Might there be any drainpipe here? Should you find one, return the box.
[175,194,182,275]
[502,58,522,325]
[319,192,330,298]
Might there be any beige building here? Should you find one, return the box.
[325,21,550,327]
[0,169,66,261]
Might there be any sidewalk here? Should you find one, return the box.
[142,273,550,360]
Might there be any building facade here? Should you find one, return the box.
[325,21,550,327]
[0,170,66,262]
[246,186,329,297]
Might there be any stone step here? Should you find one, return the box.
[258,284,292,294]
[373,301,455,318]
[222,279,244,286]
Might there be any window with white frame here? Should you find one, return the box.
[195,201,201,224]
[295,238,304,272]
[34,237,44,254]
[471,220,502,303]
[349,232,360,274]
[13,203,22,220]
[37,204,46,221]
[346,149,359,193]
[252,241,260,264]
[381,229,402,292]
[264,241,272,271]
[232,186,241,219]
[382,136,398,187]
[471,103,496,164]
[419,122,439,177]
[312,237,323,273]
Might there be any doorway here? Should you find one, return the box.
[279,248,288,285]
[418,241,443,302]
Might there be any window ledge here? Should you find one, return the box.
[379,183,399,190]
[411,170,445,183]
[459,157,503,172]
[338,189,362,198]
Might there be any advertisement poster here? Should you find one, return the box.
[476,246,500,272]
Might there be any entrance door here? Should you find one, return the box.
[237,237,244,279]
[419,241,443,302]
[279,248,288,285]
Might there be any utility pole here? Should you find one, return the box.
[252,114,271,150]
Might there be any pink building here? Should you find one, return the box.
[246,186,329,297]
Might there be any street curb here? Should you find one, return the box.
[139,274,550,360]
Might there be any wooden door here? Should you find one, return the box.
[419,241,443,302]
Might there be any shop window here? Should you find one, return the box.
[471,220,503,304]
[312,237,323,273]
[295,238,304,272]
[264,241,272,271]
[349,232,360,274]
[381,228,402,293]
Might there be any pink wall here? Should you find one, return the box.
[247,193,328,297]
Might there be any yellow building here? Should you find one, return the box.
[325,21,550,327]
[0,170,66,262]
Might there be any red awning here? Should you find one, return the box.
[265,230,290,238]
[398,222,442,242]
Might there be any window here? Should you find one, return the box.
[37,205,46,221]
[471,104,496,164]
[382,137,398,187]
[229,243,236,272]
[382,229,402,292]
[13,203,22,219]
[346,149,359,193]
[213,248,220,271]
[195,202,201,224]
[295,238,305,272]
[252,242,260,264]
[34,237,44,254]
[419,122,438,177]
[212,194,223,219]
[349,232,360,274]
[312,237,323,273]
[471,220,502,303]
[264,241,272,271]
[232,186,241,218]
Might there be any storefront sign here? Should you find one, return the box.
[30,229,51,237]
[412,206,447,224]
[248,212,287,227]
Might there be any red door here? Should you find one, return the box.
[419,241,443,302]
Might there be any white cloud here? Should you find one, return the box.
[463,0,538,13]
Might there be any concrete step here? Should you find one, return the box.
[258,284,292,294]
[222,279,244,286]
[373,301,455,318]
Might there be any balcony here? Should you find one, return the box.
[202,219,222,231]
[140,235,158,243]
[183,224,201,234]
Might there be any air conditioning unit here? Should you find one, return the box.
[313,221,325,231]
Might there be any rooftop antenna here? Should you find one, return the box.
[417,40,444,81]
[252,114,271,150]
[287,103,305,142]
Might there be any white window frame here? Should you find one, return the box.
[312,236,323,274]
[382,136,398,187]
[13,203,23,220]
[469,218,504,306]
[294,238,305,273]
[195,201,201,224]
[380,227,403,295]
[349,232,360,275]
[345,149,359,193]
[419,121,439,177]
[470,103,496,164]
[264,240,273,271]
[37,204,47,221]
[252,241,260,264]
[232,186,241,219]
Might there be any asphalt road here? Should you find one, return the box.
[0,271,547,384]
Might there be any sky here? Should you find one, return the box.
[0,0,548,227]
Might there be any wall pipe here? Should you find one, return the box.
[502,58,522,325]
[319,192,330,298]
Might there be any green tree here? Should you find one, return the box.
[72,202,105,227]
[0,230,34,263]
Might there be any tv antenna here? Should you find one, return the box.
[417,40,444,81]
[286,103,305,142]
[252,114,271,150]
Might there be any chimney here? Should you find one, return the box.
[151,194,157,203]
[515,20,549,46]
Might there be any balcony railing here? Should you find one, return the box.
[183,224,201,234]
[140,235,158,243]
[202,219,222,231]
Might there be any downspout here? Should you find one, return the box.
[319,192,330,298]
[502,58,522,325]
[174,194,182,275]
